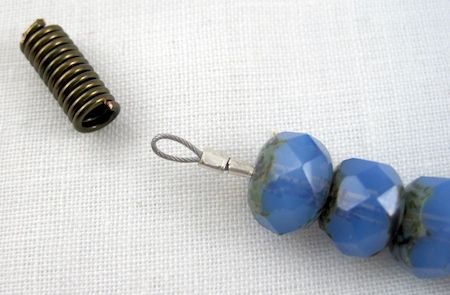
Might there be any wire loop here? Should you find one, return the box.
[151,134,203,163]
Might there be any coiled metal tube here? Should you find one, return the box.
[20,19,120,132]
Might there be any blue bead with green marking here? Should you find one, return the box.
[391,177,450,279]
[248,132,333,235]
[319,158,404,257]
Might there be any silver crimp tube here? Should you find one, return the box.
[199,148,254,177]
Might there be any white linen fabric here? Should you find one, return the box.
[1,1,450,294]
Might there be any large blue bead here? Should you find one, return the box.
[319,159,403,257]
[248,132,333,235]
[391,177,450,279]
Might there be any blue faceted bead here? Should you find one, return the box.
[391,177,450,279]
[248,132,333,235]
[319,159,403,257]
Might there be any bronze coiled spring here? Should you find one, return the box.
[20,19,120,132]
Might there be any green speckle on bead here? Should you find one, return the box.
[248,136,285,217]
[402,182,433,239]
[318,169,342,232]
[393,182,433,267]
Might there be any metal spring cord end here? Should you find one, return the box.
[20,19,120,132]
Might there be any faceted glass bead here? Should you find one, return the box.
[248,132,333,235]
[319,158,403,257]
[391,177,450,279]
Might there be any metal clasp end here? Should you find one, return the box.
[199,148,254,178]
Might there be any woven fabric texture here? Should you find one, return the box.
[1,1,450,294]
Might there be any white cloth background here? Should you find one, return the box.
[1,1,450,294]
